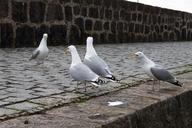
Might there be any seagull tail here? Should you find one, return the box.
[107,75,120,83]
[170,80,183,87]
[90,78,105,87]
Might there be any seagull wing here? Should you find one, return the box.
[150,66,175,82]
[84,55,112,77]
[29,49,40,61]
[69,63,98,82]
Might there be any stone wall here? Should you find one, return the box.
[0,0,192,48]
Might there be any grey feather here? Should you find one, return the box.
[84,56,112,77]
[69,63,98,82]
[29,49,40,61]
[150,66,175,82]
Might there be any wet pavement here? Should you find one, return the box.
[0,41,192,120]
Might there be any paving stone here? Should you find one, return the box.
[6,102,43,111]
[0,108,20,117]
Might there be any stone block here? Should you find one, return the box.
[117,22,123,32]
[69,25,80,44]
[105,9,112,20]
[113,11,119,20]
[89,7,99,18]
[73,0,82,4]
[0,0,8,18]
[93,0,102,5]
[81,7,87,17]
[92,33,99,43]
[108,33,116,43]
[12,1,27,23]
[46,4,63,21]
[100,7,104,19]
[85,19,93,31]
[83,0,92,5]
[103,0,111,8]
[30,1,45,23]
[129,23,134,33]
[74,17,84,30]
[0,23,13,48]
[50,25,67,45]
[111,21,116,33]
[73,6,80,16]
[65,6,73,21]
[94,20,102,31]
[16,25,35,47]
[103,21,110,30]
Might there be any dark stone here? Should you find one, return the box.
[111,0,118,9]
[74,17,84,30]
[46,4,63,21]
[89,7,99,18]
[50,25,67,45]
[85,19,93,31]
[30,1,45,23]
[73,0,82,4]
[100,33,107,43]
[108,33,116,43]
[83,0,92,5]
[12,1,27,23]
[93,0,102,5]
[100,7,105,19]
[117,22,123,32]
[143,14,148,23]
[111,21,116,33]
[16,25,35,47]
[94,21,102,31]
[35,25,50,45]
[103,0,111,8]
[163,31,168,41]
[138,13,142,22]
[135,24,139,33]
[0,23,13,48]
[103,22,110,30]
[129,23,134,33]
[120,9,125,20]
[105,9,112,20]
[144,25,150,34]
[74,6,80,15]
[155,25,160,33]
[0,0,8,18]
[92,33,99,43]
[69,25,80,44]
[125,13,131,22]
[81,7,87,17]
[182,28,187,40]
[132,13,137,21]
[65,6,73,21]
[113,11,119,20]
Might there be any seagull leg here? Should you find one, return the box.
[152,80,155,91]
[84,82,87,92]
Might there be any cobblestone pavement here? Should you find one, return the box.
[0,41,192,120]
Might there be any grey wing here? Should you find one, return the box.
[150,67,175,82]
[29,49,40,60]
[84,56,112,77]
[69,63,98,81]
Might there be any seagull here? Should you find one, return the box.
[84,37,119,82]
[134,51,182,90]
[29,33,49,65]
[66,45,104,91]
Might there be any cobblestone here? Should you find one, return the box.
[0,42,192,120]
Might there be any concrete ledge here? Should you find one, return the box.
[0,71,192,128]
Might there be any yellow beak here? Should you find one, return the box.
[64,48,69,54]
[128,53,137,60]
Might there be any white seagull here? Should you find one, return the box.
[134,51,182,90]
[66,45,104,91]
[29,33,49,65]
[84,37,118,82]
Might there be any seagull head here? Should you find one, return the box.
[65,45,76,54]
[134,51,145,59]
[43,33,48,40]
[87,37,93,45]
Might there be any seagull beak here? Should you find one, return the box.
[64,48,69,54]
[128,53,136,60]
